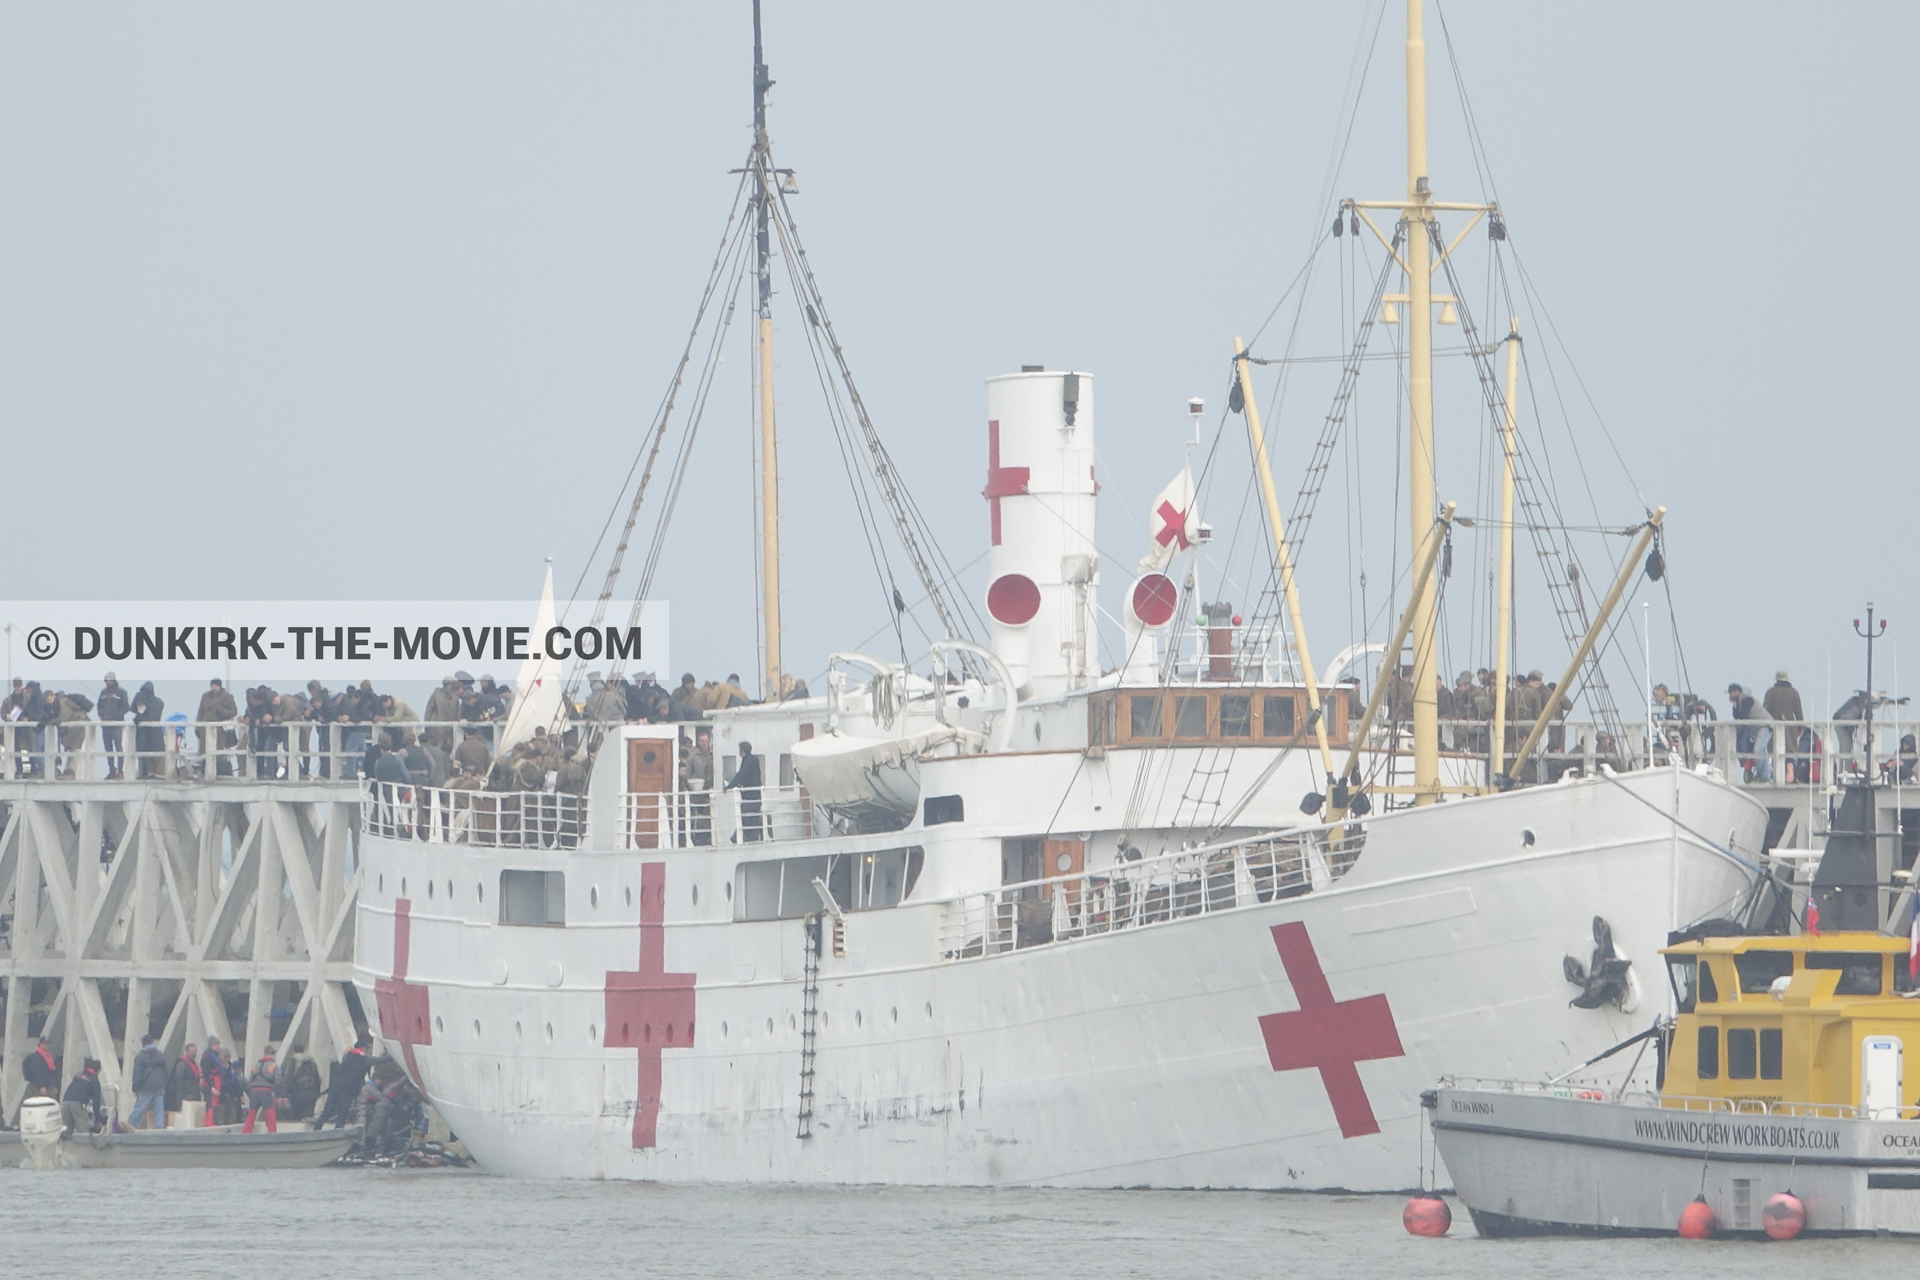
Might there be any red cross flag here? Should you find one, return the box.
[1138,467,1197,575]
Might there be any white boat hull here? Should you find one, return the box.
[354,767,1762,1187]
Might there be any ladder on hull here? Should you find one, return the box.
[796,913,821,1139]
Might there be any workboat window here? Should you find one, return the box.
[735,849,924,921]
[1698,961,1720,1004]
[499,870,565,926]
[1219,696,1252,738]
[1667,957,1698,1013]
[1734,950,1794,994]
[1902,955,1918,994]
[1727,1028,1757,1079]
[924,795,964,826]
[1806,951,1884,996]
[1760,1028,1783,1079]
[1262,695,1295,738]
[1697,1026,1719,1079]
[1174,696,1208,738]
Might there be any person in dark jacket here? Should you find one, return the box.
[132,681,166,779]
[726,741,764,842]
[62,1059,106,1135]
[22,1034,58,1098]
[128,1034,168,1129]
[316,1036,374,1129]
[284,1052,323,1121]
[166,1042,204,1128]
[241,1050,285,1134]
[97,672,130,779]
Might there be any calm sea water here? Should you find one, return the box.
[1,1168,1906,1278]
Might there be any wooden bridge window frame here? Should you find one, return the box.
[1090,689,1348,748]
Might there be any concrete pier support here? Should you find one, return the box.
[0,781,360,1118]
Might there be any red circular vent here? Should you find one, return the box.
[1131,573,1178,626]
[986,573,1042,625]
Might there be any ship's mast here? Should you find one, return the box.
[752,0,784,700]
[1404,0,1440,805]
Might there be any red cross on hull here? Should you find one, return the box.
[374,899,433,1098]
[605,862,697,1150]
[1257,921,1404,1138]
[982,419,1029,547]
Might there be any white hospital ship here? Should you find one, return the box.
[353,2,1766,1188]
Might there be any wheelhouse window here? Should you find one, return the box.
[1698,961,1720,1003]
[499,870,565,926]
[1219,695,1252,738]
[1666,957,1698,1013]
[1129,695,1164,738]
[1262,695,1296,738]
[1806,951,1884,996]
[1760,1028,1783,1080]
[1174,696,1209,738]
[1696,1026,1719,1079]
[1734,950,1794,994]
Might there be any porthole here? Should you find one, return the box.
[925,1002,933,1021]
[447,879,454,899]
[472,1019,481,1038]
[427,881,435,899]
[692,883,699,906]
[476,882,485,903]
[821,1010,829,1027]
[725,881,733,901]
[590,886,600,909]
[890,1006,898,1025]
[434,1016,444,1034]
[624,886,632,907]
[514,1020,523,1041]
[378,874,384,893]
[789,1014,796,1031]
[1055,852,1073,872]
[720,1020,729,1039]
[856,1010,863,1028]
[544,1022,554,1044]
[589,1023,598,1042]
[766,1018,774,1036]
[401,877,408,895]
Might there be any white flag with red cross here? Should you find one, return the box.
[1138,467,1198,575]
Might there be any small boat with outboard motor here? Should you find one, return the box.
[1428,708,1920,1238]
[6,1098,361,1170]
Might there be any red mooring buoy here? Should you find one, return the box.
[1677,1195,1716,1239]
[1762,1191,1806,1240]
[1403,1192,1452,1237]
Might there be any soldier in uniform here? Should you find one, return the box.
[424,677,463,751]
[196,678,240,777]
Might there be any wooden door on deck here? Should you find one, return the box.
[1043,838,1084,908]
[627,739,672,848]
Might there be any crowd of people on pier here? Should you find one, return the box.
[0,666,797,789]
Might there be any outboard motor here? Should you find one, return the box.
[18,1097,65,1170]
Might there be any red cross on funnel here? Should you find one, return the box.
[982,419,1029,547]
[374,899,433,1096]
[1257,921,1404,1138]
[605,862,697,1149]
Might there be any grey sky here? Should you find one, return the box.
[4,3,1915,714]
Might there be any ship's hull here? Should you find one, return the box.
[1431,1086,1920,1236]
[353,767,1761,1187]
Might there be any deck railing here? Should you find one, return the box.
[621,783,817,850]
[938,823,1366,959]
[362,781,586,849]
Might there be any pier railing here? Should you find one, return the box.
[621,783,816,850]
[938,823,1366,959]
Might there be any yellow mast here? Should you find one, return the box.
[1234,338,1335,783]
[1491,319,1518,777]
[752,1,782,700]
[1404,0,1440,805]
